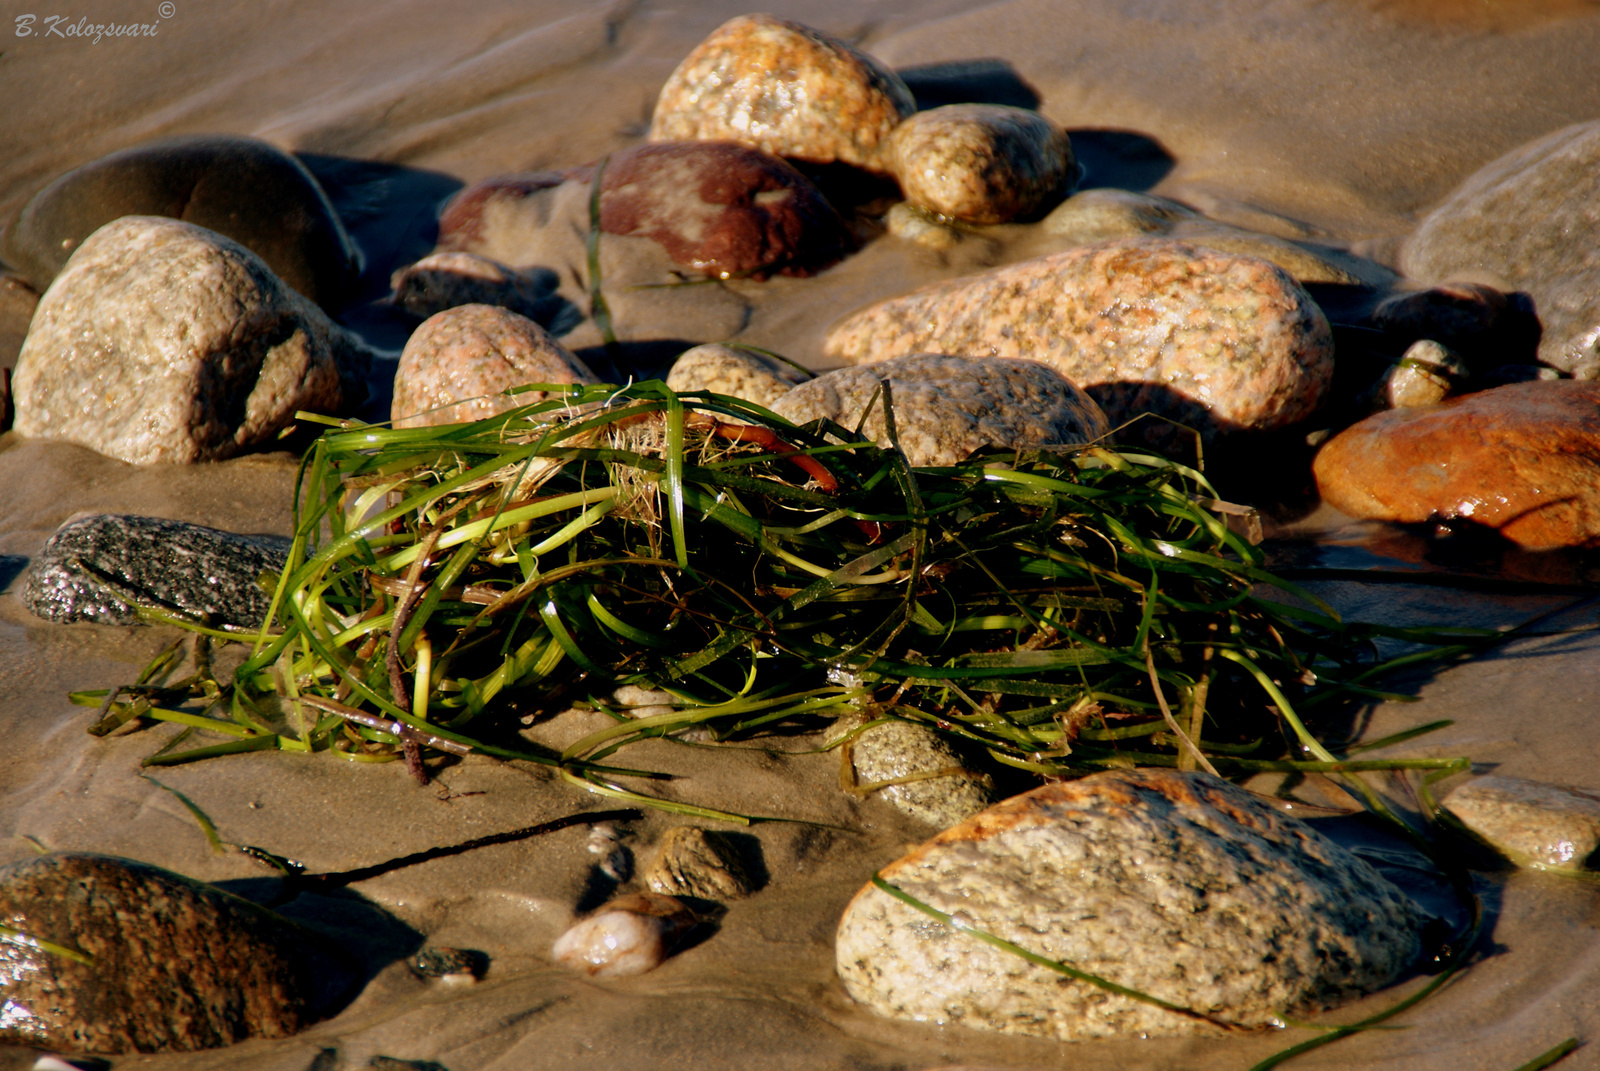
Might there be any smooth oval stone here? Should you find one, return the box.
[836,770,1423,1040]
[884,202,963,251]
[1400,120,1600,376]
[1312,380,1600,550]
[22,513,289,627]
[847,718,993,830]
[388,251,567,327]
[823,240,1333,441]
[643,827,755,900]
[1443,775,1600,869]
[391,304,597,429]
[649,14,915,170]
[664,343,807,408]
[1378,340,1469,410]
[551,893,696,978]
[1371,282,1528,367]
[0,853,355,1054]
[1038,187,1196,243]
[1,135,359,311]
[886,104,1074,224]
[12,217,371,464]
[771,353,1110,467]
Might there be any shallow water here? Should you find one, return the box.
[4,1,1600,1068]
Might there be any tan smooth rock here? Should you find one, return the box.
[886,104,1074,224]
[665,344,807,408]
[1038,187,1196,244]
[1444,775,1600,869]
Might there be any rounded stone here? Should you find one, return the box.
[643,827,754,900]
[664,344,807,408]
[391,304,597,429]
[847,719,993,830]
[1312,380,1600,550]
[771,354,1110,467]
[823,240,1333,441]
[389,251,565,326]
[886,104,1075,224]
[1,135,359,311]
[1172,222,1371,285]
[1371,282,1525,366]
[1038,188,1196,243]
[551,893,696,978]
[1443,775,1600,869]
[11,216,371,465]
[836,770,1424,1041]
[648,14,915,170]
[884,202,963,251]
[1378,340,1469,410]
[0,853,355,1054]
[435,172,568,255]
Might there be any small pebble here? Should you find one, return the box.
[644,827,754,900]
[408,946,485,980]
[551,893,697,977]
[1377,340,1471,410]
[1037,187,1195,243]
[844,717,993,829]
[884,202,962,251]
[886,104,1074,224]
[664,344,808,408]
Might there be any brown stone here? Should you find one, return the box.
[436,172,567,253]
[1371,282,1528,365]
[391,304,597,429]
[388,251,566,327]
[886,104,1074,224]
[1312,380,1600,549]
[823,239,1333,440]
[649,14,915,170]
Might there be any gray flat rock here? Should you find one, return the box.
[1443,774,1600,869]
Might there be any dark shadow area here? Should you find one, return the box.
[0,555,26,595]
[896,59,1042,111]
[574,338,701,383]
[1067,129,1175,192]
[721,831,770,894]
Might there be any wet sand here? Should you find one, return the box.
[4,1,1600,1068]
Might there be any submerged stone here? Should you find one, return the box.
[836,770,1424,1040]
[0,853,355,1054]
[1444,775,1600,869]
[1,134,359,311]
[664,344,807,408]
[886,104,1075,224]
[22,513,290,627]
[1038,187,1197,244]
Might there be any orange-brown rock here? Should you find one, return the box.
[1313,380,1600,549]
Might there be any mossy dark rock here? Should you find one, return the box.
[1,135,360,311]
[0,853,356,1054]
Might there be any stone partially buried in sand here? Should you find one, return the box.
[1401,120,1600,377]
[0,853,355,1054]
[771,354,1109,467]
[1312,380,1600,550]
[649,14,915,170]
[823,241,1333,440]
[846,718,993,830]
[391,304,597,428]
[665,343,808,408]
[836,769,1424,1040]
[1443,775,1600,869]
[1,134,359,311]
[388,251,569,329]
[886,104,1075,224]
[11,216,371,465]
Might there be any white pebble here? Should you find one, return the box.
[551,893,695,977]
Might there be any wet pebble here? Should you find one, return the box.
[1,134,359,311]
[649,14,915,170]
[885,104,1075,224]
[551,893,697,977]
[22,513,290,627]
[643,827,754,900]
[12,216,370,464]
[843,718,993,830]
[823,240,1333,442]
[1313,380,1600,549]
[389,251,569,328]
[0,853,354,1054]
[390,304,597,429]
[408,946,486,980]
[664,344,807,408]
[884,202,963,251]
[1444,775,1600,869]
[1376,340,1469,409]
[836,770,1424,1040]
[1038,187,1196,243]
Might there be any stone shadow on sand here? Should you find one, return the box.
[898,58,1043,111]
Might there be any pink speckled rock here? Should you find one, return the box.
[648,14,915,170]
[823,240,1333,440]
[391,304,596,429]
[886,104,1075,224]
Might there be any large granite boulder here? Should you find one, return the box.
[885,104,1075,224]
[770,354,1110,467]
[648,14,915,170]
[837,770,1424,1040]
[1312,380,1600,550]
[1400,120,1600,377]
[823,240,1333,440]
[11,216,371,464]
[1,134,360,311]
[0,853,355,1054]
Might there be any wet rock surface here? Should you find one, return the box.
[648,14,915,170]
[823,240,1334,440]
[11,216,371,465]
[1,135,360,311]
[1444,775,1600,869]
[551,892,697,977]
[885,104,1074,224]
[1401,120,1600,377]
[0,853,355,1054]
[664,343,807,408]
[21,513,290,627]
[391,304,596,428]
[772,354,1108,467]
[1312,380,1600,550]
[388,251,570,329]
[836,769,1424,1040]
[846,719,993,830]
[1038,187,1197,243]
[1375,340,1469,410]
[643,827,755,900]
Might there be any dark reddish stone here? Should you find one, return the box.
[1313,380,1600,550]
[436,171,568,252]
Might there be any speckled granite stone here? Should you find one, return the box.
[847,719,993,830]
[22,513,290,627]
[837,770,1424,1040]
[391,304,597,429]
[12,217,370,464]
[643,827,755,900]
[822,241,1333,440]
[886,104,1074,224]
[772,354,1108,466]
[648,14,915,170]
[1401,120,1600,377]
[1444,775,1600,869]
[389,251,567,327]
[0,853,355,1054]
[665,344,807,408]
